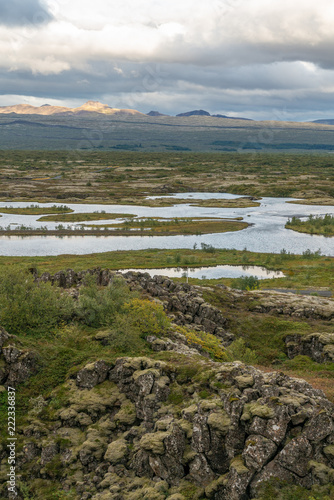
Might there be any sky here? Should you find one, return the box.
[1,0,334,121]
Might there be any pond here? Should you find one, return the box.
[0,193,334,256]
[118,265,285,280]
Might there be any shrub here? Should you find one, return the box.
[0,269,73,335]
[226,338,259,364]
[232,275,260,290]
[123,298,170,337]
[74,275,133,327]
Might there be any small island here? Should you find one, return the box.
[286,214,334,236]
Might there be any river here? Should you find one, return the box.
[0,193,333,256]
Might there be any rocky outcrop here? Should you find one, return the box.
[247,290,334,321]
[124,272,231,343]
[37,269,233,345]
[0,327,38,388]
[285,332,334,363]
[7,356,334,500]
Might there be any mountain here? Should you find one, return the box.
[176,109,253,120]
[1,103,334,151]
[147,110,169,116]
[176,109,211,117]
[212,113,253,121]
[0,101,145,117]
[313,119,334,125]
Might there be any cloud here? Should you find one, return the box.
[1,0,334,120]
[0,0,53,27]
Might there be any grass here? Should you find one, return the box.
[0,204,73,215]
[0,247,332,291]
[0,151,333,205]
[84,217,249,235]
[37,212,135,222]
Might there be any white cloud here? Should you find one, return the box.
[1,0,334,119]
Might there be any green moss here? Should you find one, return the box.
[104,438,128,464]
[230,455,249,474]
[114,400,137,425]
[139,431,169,455]
[205,474,228,498]
[241,402,275,421]
[324,445,334,459]
[255,477,334,500]
[207,410,231,434]
[167,383,185,405]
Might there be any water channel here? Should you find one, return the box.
[0,193,333,257]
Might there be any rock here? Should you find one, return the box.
[277,435,313,476]
[242,435,277,471]
[286,332,334,363]
[2,347,38,388]
[76,361,111,389]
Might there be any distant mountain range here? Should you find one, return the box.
[0,101,145,117]
[1,102,334,125]
[175,109,253,120]
[312,119,334,125]
[1,101,334,151]
[0,101,252,120]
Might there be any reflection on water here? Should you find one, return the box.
[0,193,334,256]
[119,265,285,280]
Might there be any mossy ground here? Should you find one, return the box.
[0,151,334,204]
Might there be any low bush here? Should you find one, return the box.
[0,269,73,335]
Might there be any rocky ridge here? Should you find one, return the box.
[1,352,333,499]
[0,269,331,498]
[37,268,334,364]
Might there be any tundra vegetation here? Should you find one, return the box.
[286,214,334,236]
[0,151,333,205]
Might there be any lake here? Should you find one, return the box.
[0,193,333,256]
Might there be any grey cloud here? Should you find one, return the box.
[2,59,334,122]
[0,0,53,26]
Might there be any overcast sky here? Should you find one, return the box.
[1,0,334,120]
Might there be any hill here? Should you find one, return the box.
[1,103,334,151]
[1,268,334,499]
[0,101,145,117]
[313,119,334,125]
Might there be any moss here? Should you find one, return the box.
[324,445,334,459]
[241,402,275,421]
[182,445,197,464]
[181,404,197,420]
[207,410,231,434]
[230,455,249,474]
[205,474,228,498]
[308,461,334,485]
[114,400,137,425]
[67,380,121,414]
[42,455,64,479]
[167,382,185,405]
[127,486,166,500]
[139,431,169,455]
[104,438,128,464]
[278,395,306,407]
[177,480,205,500]
[132,368,160,381]
[198,389,212,399]
[255,477,334,500]
[235,375,254,389]
[124,357,158,371]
